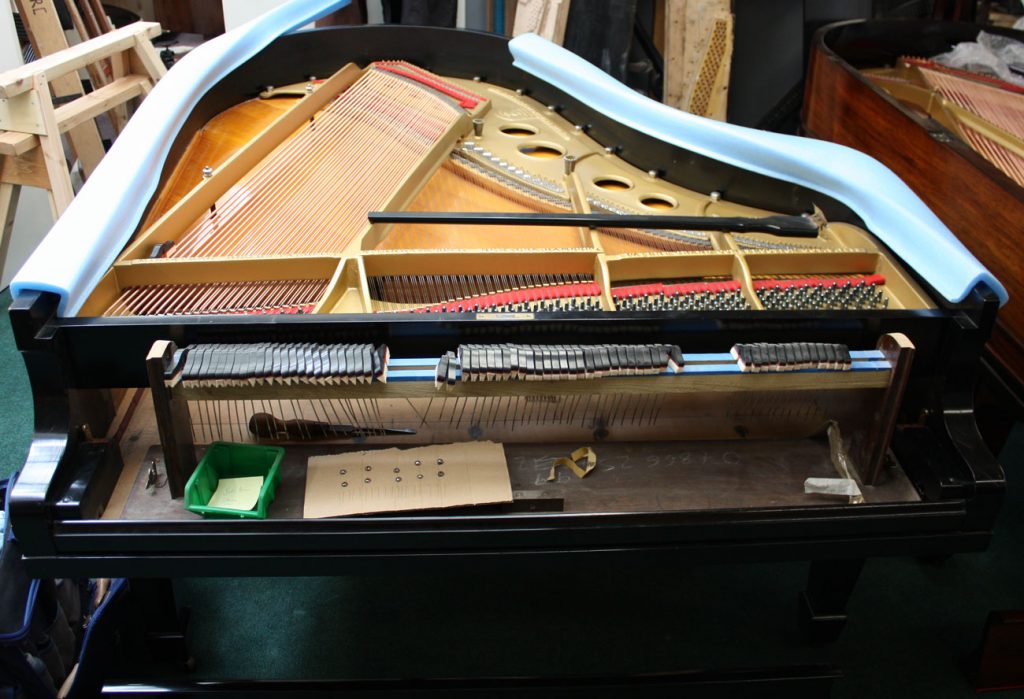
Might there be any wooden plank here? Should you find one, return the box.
[75,0,104,40]
[0,148,51,189]
[111,437,919,521]
[653,0,666,55]
[12,0,108,177]
[147,341,195,499]
[54,74,148,132]
[685,10,732,119]
[128,33,168,84]
[664,0,687,108]
[856,333,915,485]
[62,0,125,132]
[87,0,114,32]
[0,131,39,156]
[663,0,731,115]
[63,0,107,86]
[0,183,21,276]
[121,63,364,260]
[512,0,571,44]
[33,74,75,214]
[0,20,162,98]
[170,369,891,402]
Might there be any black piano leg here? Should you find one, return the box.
[126,578,192,670]
[798,558,865,643]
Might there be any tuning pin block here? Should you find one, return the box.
[612,281,749,312]
[754,275,887,310]
[411,282,604,314]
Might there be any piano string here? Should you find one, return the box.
[168,65,475,258]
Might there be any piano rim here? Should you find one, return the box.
[81,24,983,325]
[807,18,1024,201]
[10,497,992,578]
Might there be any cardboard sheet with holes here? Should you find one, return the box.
[303,442,513,518]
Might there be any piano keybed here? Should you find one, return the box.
[81,62,934,320]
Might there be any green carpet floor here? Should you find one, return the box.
[0,290,32,481]
[1,287,1022,695]
[166,434,1024,697]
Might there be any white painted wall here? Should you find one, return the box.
[222,0,480,30]
[1,4,55,289]
[222,0,297,30]
[224,0,388,30]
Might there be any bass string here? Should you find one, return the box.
[170,74,379,257]
[220,74,452,259]
[106,279,329,316]
[171,70,461,258]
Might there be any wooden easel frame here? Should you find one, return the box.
[0,21,165,273]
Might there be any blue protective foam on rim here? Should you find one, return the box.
[12,24,1006,314]
[11,0,352,316]
[509,33,1007,307]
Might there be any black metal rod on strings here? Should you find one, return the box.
[367,211,821,237]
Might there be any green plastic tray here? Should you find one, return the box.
[184,442,283,519]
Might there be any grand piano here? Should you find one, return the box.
[804,19,1024,395]
[2,0,1009,691]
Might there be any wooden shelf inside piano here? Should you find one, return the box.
[103,401,921,522]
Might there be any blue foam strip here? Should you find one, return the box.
[509,33,1007,306]
[388,368,437,382]
[388,357,435,368]
[389,354,890,383]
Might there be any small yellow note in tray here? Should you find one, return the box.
[207,476,264,512]
[303,441,512,518]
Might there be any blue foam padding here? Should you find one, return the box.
[11,0,352,316]
[14,22,1004,314]
[509,33,1007,307]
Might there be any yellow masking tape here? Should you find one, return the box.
[547,447,597,482]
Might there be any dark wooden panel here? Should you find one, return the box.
[117,438,920,520]
[153,0,224,36]
[803,20,1024,388]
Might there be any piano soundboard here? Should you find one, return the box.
[78,61,932,320]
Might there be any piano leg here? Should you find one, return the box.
[123,578,192,670]
[798,558,865,643]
